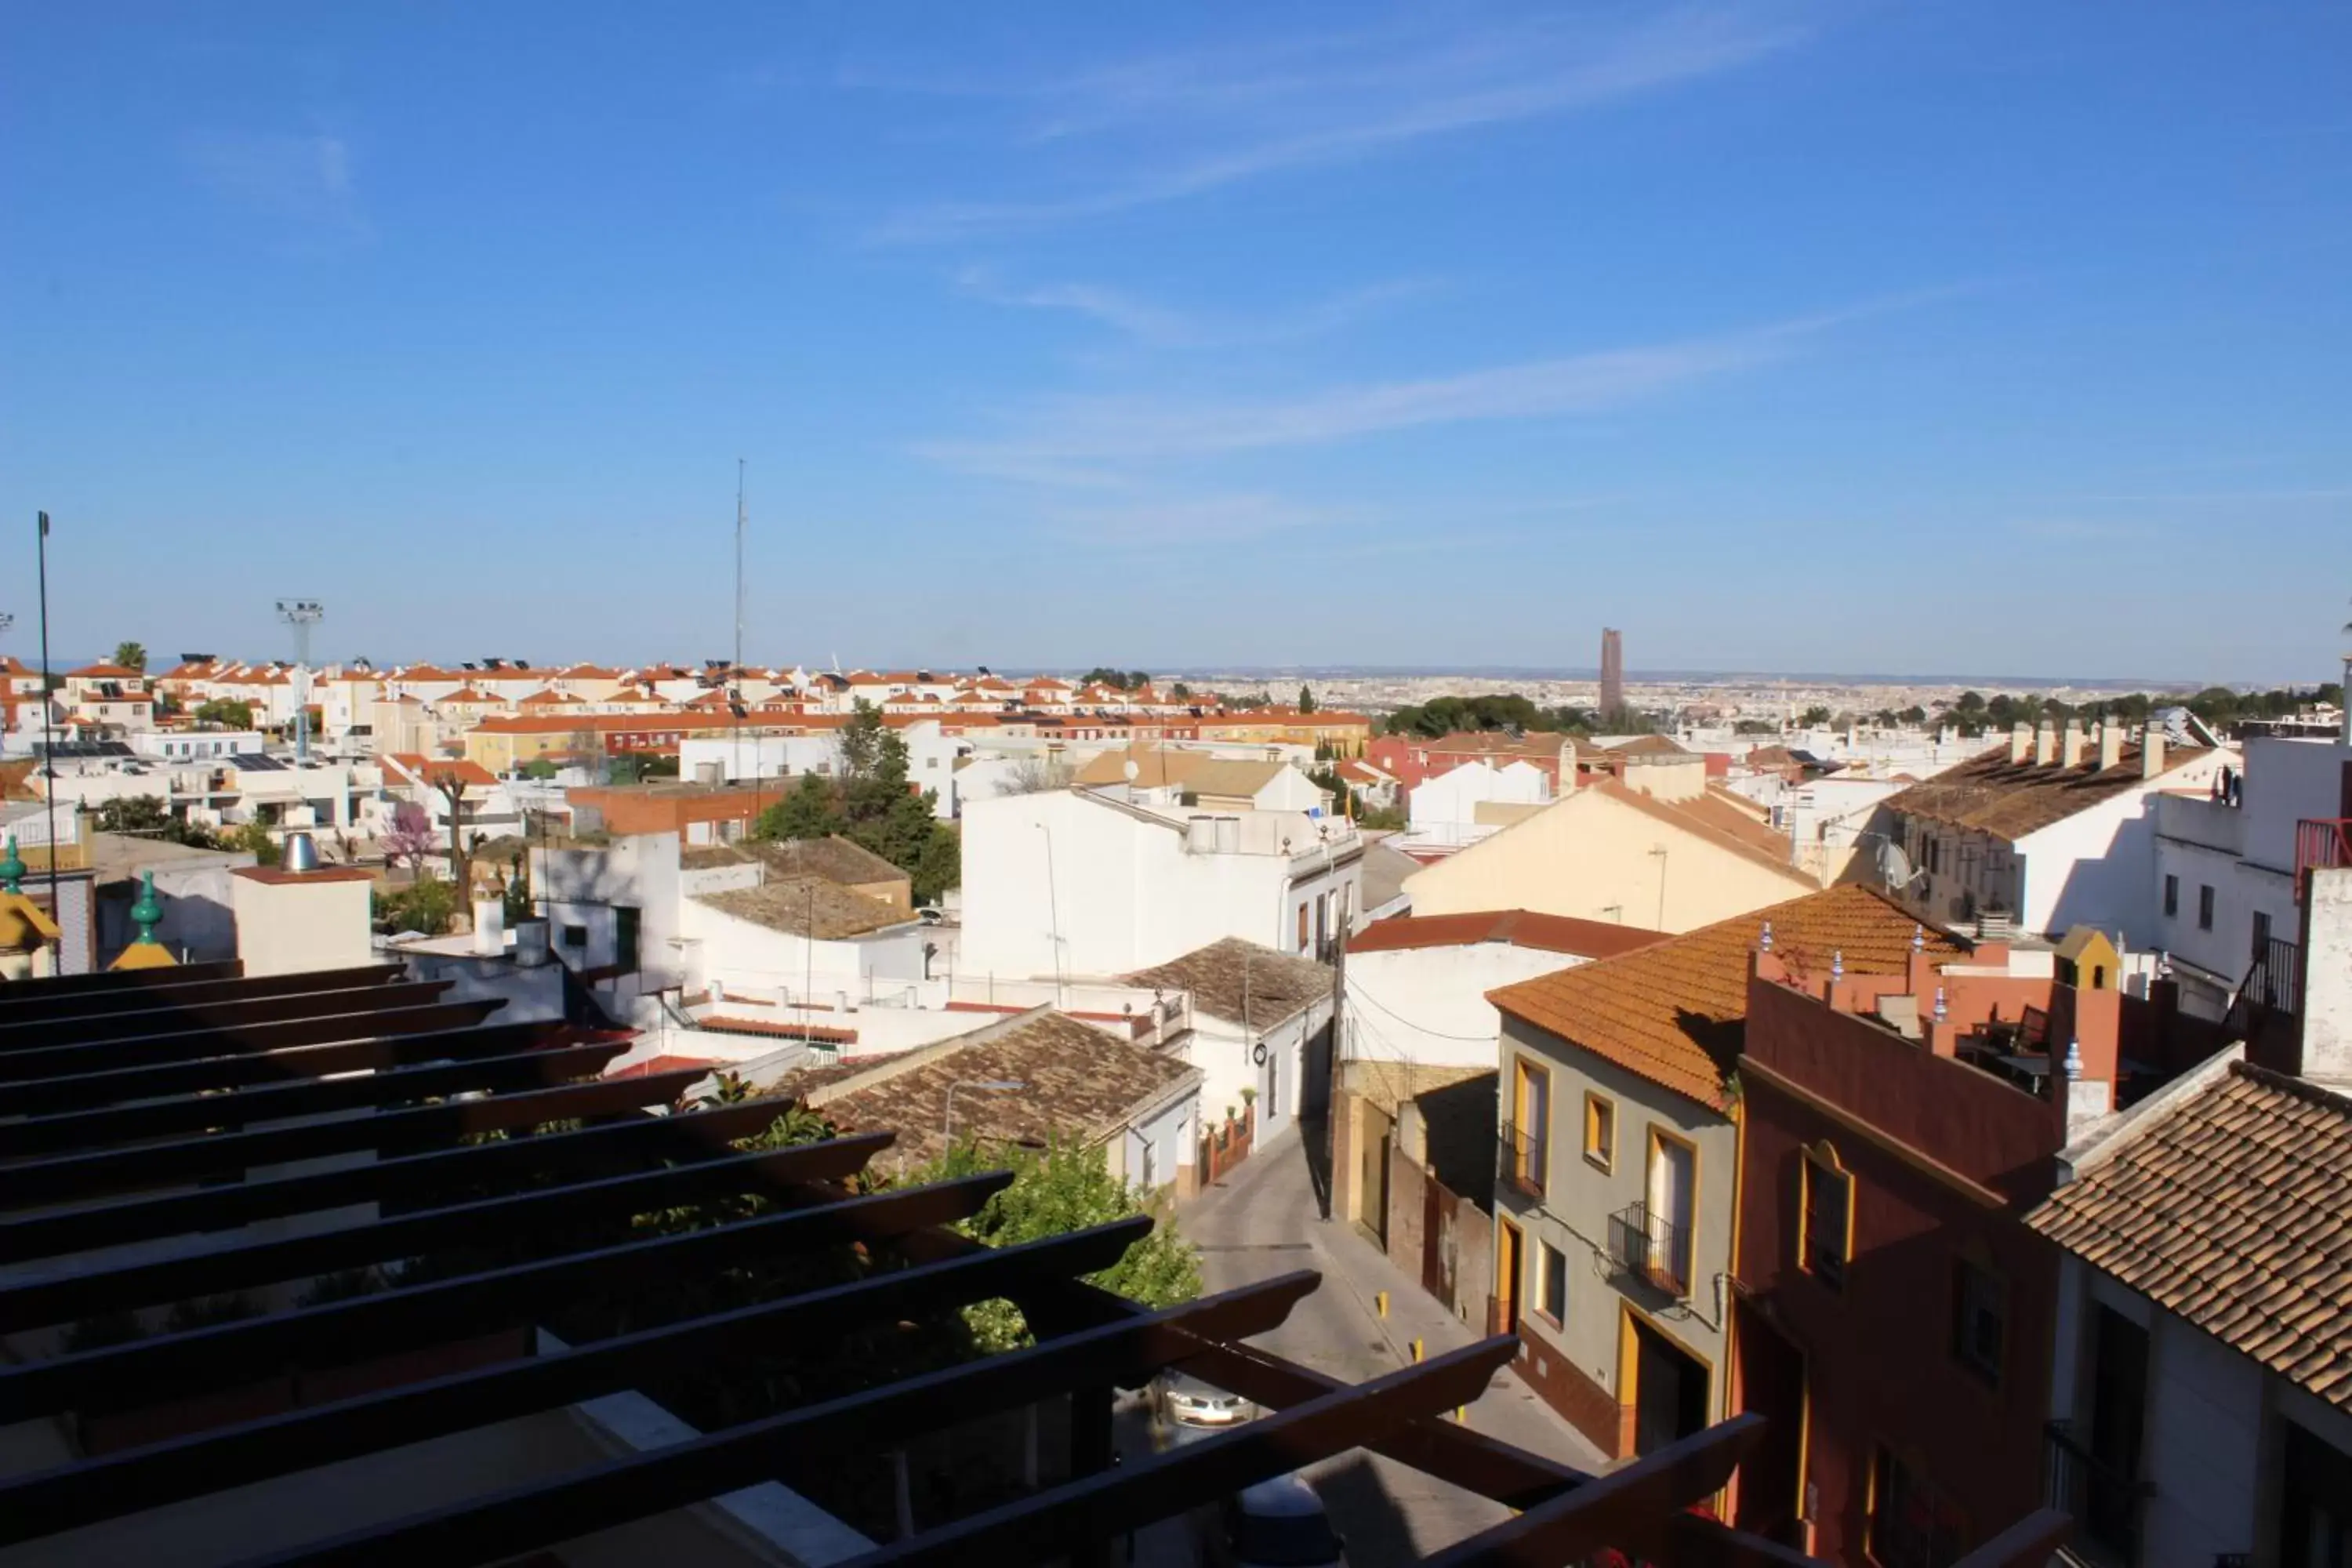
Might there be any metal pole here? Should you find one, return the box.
[1037,822,1063,1006]
[36,513,60,954]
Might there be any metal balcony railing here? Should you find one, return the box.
[1497,1125,1547,1200]
[1610,1201,1692,1297]
[2294,818,2352,902]
[2045,1419,2149,1568]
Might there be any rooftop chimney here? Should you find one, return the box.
[2009,723,2032,765]
[2034,720,2057,768]
[2296,866,2352,1087]
[2141,725,2166,779]
[2097,720,2123,773]
[2062,720,2088,770]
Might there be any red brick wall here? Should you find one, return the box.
[1514,1315,1624,1458]
[1736,996,2059,1560]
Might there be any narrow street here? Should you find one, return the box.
[1120,1123,1607,1568]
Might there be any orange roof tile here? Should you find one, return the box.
[1585,779,1802,879]
[388,753,499,788]
[1351,909,1668,960]
[2030,1063,2352,1412]
[1490,884,1968,1109]
[1882,741,2212,842]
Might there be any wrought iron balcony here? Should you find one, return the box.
[1497,1124,1547,1200]
[2045,1418,2150,1568]
[1610,1200,1691,1297]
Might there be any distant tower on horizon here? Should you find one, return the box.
[1599,627,1624,717]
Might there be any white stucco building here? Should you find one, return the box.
[1875,720,2234,943]
[958,786,1362,982]
[2149,731,2352,1018]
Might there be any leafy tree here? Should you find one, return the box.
[1298,684,1316,713]
[1898,704,1928,724]
[909,1138,1199,1352]
[381,801,437,871]
[1798,705,1835,728]
[1080,668,1152,691]
[111,641,147,672]
[226,820,282,867]
[500,851,532,926]
[522,757,560,780]
[91,796,220,848]
[757,771,846,841]
[372,877,458,935]
[194,698,256,729]
[1170,682,1191,699]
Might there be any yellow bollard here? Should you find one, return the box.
[1410,1338,1424,1363]
[1374,1290,1388,1319]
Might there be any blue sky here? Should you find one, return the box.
[4,2,2348,682]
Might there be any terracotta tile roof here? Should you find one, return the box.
[436,688,495,704]
[387,754,499,788]
[684,835,909,887]
[794,1011,1197,1171]
[67,662,145,680]
[1606,735,1690,757]
[519,688,583,706]
[1073,745,1210,789]
[750,835,907,887]
[608,1054,721,1081]
[694,874,908,938]
[2029,1062,2352,1412]
[1124,938,1332,1030]
[695,1018,859,1045]
[1586,779,1806,880]
[1349,909,1669,960]
[1489,884,1969,1110]
[1882,742,2211,843]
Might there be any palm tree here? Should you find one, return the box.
[112,641,147,672]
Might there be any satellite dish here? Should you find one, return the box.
[1875,837,1922,891]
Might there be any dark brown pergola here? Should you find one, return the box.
[0,960,2067,1566]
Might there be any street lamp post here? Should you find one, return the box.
[944,1078,1026,1146]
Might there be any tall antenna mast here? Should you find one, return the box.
[735,458,746,682]
[734,460,747,802]
[276,598,325,763]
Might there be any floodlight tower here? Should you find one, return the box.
[276,598,324,762]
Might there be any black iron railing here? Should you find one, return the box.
[1497,1125,1547,1199]
[2045,1418,2148,1568]
[1610,1200,1691,1297]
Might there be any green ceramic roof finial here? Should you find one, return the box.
[130,869,164,946]
[0,836,24,896]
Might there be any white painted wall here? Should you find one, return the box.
[676,895,930,1003]
[2017,750,2230,943]
[1178,1000,1327,1148]
[1117,1086,1198,1192]
[959,789,1360,978]
[1345,943,1588,1072]
[1409,760,1549,833]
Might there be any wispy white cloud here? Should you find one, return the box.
[183,129,370,245]
[1047,492,1344,546]
[952,266,1434,347]
[867,8,1811,241]
[920,299,1893,481]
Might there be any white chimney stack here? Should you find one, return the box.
[2034,721,2058,768]
[473,886,506,956]
[2061,720,2088,770]
[2009,723,2032,765]
[2141,725,2166,779]
[2299,866,2352,1087]
[2096,721,2123,772]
